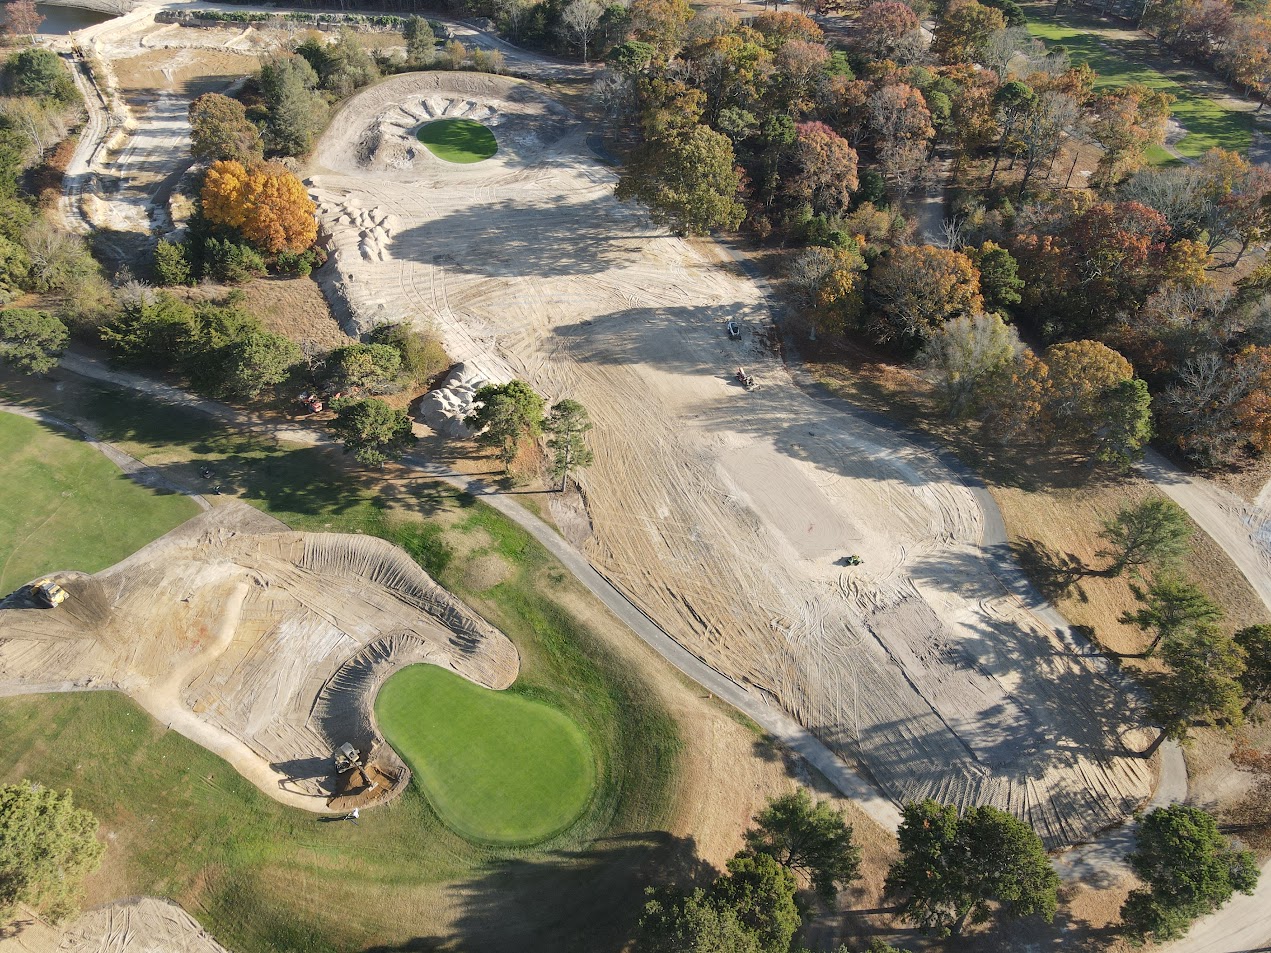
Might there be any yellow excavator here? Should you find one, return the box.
[31,578,68,608]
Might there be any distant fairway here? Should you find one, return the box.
[375,664,595,844]
[416,118,498,163]
[1025,6,1253,161]
[0,412,197,593]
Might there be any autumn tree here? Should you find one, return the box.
[545,398,594,491]
[1098,498,1192,577]
[0,782,104,926]
[466,380,546,470]
[1090,84,1172,188]
[855,1,924,63]
[616,124,744,235]
[867,245,984,345]
[629,0,693,55]
[3,0,43,39]
[189,93,263,166]
[885,800,1058,937]
[743,788,861,901]
[785,121,859,218]
[1161,346,1271,465]
[560,0,605,61]
[932,0,1006,65]
[918,311,1021,416]
[979,351,1051,443]
[331,397,416,467]
[1121,805,1259,943]
[1043,340,1134,438]
[786,243,867,338]
[201,160,318,254]
[867,84,934,191]
[1235,624,1271,712]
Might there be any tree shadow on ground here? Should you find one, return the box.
[362,832,713,953]
[1008,538,1095,602]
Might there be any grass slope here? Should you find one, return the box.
[1025,6,1253,160]
[0,412,197,593]
[376,665,596,844]
[416,118,498,163]
[0,377,681,953]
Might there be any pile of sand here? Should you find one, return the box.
[418,363,490,437]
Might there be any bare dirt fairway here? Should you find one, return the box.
[309,70,1158,849]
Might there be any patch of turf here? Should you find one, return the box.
[1026,9,1254,160]
[416,117,498,163]
[0,412,198,593]
[0,374,683,953]
[376,665,596,844]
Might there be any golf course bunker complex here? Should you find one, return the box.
[0,503,520,811]
[416,117,498,163]
[376,665,595,843]
[311,72,1156,848]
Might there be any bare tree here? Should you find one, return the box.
[560,0,605,62]
[981,27,1038,80]
[1,98,66,161]
[4,0,43,40]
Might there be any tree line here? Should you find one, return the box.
[595,0,1271,470]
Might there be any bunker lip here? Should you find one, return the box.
[374,663,597,847]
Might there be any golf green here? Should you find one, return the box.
[416,118,498,163]
[0,412,198,593]
[375,664,595,844]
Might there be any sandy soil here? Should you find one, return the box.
[0,898,231,953]
[308,71,1157,849]
[0,502,518,811]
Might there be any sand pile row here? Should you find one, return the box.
[419,363,489,437]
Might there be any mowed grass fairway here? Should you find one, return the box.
[376,665,596,844]
[416,117,498,163]
[1025,4,1254,161]
[0,412,197,593]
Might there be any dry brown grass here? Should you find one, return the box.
[111,48,260,101]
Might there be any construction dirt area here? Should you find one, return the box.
[0,501,519,810]
[60,11,282,251]
[309,71,1156,850]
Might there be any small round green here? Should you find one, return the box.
[375,664,595,844]
[415,118,498,164]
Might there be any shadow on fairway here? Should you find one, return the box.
[363,832,713,953]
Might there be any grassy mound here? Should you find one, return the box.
[0,412,198,592]
[416,118,498,163]
[376,665,596,844]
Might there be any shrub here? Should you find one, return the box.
[152,239,193,286]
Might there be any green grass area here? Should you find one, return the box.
[376,665,596,844]
[1026,9,1254,160]
[0,412,198,593]
[416,117,498,163]
[0,375,682,953]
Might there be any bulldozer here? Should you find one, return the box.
[31,578,68,608]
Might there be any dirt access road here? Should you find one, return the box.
[307,71,1159,850]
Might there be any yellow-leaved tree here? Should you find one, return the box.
[201,160,317,254]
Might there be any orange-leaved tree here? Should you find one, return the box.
[201,160,317,254]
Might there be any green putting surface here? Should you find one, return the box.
[375,664,595,844]
[416,118,498,163]
[0,412,198,593]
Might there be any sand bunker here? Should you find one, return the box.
[307,72,1155,847]
[0,897,231,953]
[0,503,519,809]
